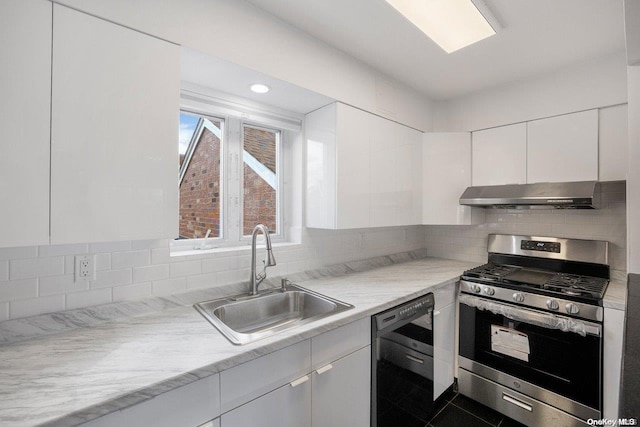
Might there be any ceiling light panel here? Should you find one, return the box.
[385,0,496,53]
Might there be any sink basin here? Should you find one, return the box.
[194,284,353,345]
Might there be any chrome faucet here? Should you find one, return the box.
[249,224,276,295]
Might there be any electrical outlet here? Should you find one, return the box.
[74,255,95,281]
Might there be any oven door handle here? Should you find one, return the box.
[459,294,601,337]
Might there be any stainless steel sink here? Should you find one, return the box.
[194,283,353,345]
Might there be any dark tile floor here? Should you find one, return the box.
[426,389,527,427]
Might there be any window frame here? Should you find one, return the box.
[173,108,286,252]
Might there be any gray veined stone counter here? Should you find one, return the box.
[0,255,477,427]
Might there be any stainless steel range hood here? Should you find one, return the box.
[459,181,600,209]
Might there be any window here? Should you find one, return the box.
[242,125,280,236]
[176,110,282,248]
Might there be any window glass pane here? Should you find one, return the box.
[178,112,223,239]
[242,125,279,235]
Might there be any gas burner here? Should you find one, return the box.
[463,263,520,281]
[543,273,608,299]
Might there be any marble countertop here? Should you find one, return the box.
[0,256,477,427]
[0,253,627,427]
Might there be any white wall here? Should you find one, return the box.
[0,226,426,321]
[425,182,627,282]
[628,66,640,273]
[433,52,628,132]
[52,0,434,131]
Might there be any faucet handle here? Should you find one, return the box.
[281,278,291,291]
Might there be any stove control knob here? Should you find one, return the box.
[471,284,481,294]
[483,286,495,296]
[565,303,580,315]
[512,292,525,303]
[546,299,559,310]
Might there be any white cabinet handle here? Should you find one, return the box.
[434,310,441,317]
[315,364,333,375]
[289,375,310,388]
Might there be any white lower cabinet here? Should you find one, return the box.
[312,346,371,427]
[433,284,456,400]
[82,374,220,427]
[221,376,312,427]
[220,318,371,427]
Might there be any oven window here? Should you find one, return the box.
[459,304,601,410]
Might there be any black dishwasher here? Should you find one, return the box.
[371,293,435,427]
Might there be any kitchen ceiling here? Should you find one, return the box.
[244,0,626,100]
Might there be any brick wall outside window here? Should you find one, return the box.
[243,127,277,235]
[179,126,221,238]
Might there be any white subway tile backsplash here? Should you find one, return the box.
[0,279,38,302]
[0,302,8,321]
[170,260,202,277]
[152,277,186,296]
[131,239,169,250]
[39,275,89,296]
[151,248,171,264]
[10,257,65,280]
[186,273,218,290]
[133,264,170,283]
[66,288,112,310]
[10,295,65,318]
[89,241,131,253]
[0,246,38,261]
[111,250,151,269]
[113,283,153,302]
[218,268,250,286]
[95,253,111,271]
[38,243,88,257]
[0,261,7,281]
[201,256,239,273]
[91,269,132,289]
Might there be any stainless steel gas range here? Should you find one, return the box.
[458,234,609,427]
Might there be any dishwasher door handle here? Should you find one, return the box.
[405,354,424,364]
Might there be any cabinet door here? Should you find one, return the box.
[433,302,455,400]
[527,110,598,183]
[51,5,180,244]
[423,132,482,225]
[221,376,311,427]
[336,103,371,229]
[472,123,527,186]
[312,346,371,427]
[599,104,628,182]
[0,0,51,248]
[370,121,422,227]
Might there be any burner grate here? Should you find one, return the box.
[543,273,608,298]
[463,263,520,281]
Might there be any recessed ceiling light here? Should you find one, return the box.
[384,0,498,53]
[250,83,270,94]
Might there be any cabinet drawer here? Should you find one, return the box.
[220,340,311,412]
[311,317,370,370]
[221,375,311,427]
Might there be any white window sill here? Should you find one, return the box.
[169,241,301,258]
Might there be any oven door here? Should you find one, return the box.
[459,295,602,412]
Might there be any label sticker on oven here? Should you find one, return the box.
[491,325,530,362]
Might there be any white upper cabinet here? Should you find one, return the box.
[0,0,52,248]
[599,104,628,181]
[370,115,422,227]
[472,123,527,186]
[526,110,598,184]
[422,133,482,225]
[306,102,421,229]
[51,5,180,244]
